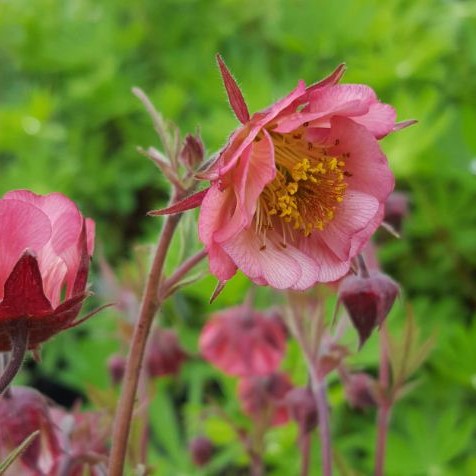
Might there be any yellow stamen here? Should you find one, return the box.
[255,129,348,241]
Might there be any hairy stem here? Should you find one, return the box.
[0,320,28,395]
[108,212,181,476]
[375,325,391,476]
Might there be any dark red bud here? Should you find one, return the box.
[384,191,409,234]
[189,436,214,467]
[285,387,318,433]
[344,373,377,410]
[339,272,399,347]
[107,354,127,385]
[179,134,205,169]
[146,328,187,378]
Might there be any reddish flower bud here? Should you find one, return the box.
[107,354,127,385]
[384,191,409,234]
[285,387,318,433]
[200,305,287,377]
[179,134,205,169]
[0,190,95,353]
[344,373,377,410]
[238,372,293,426]
[339,271,399,347]
[188,436,214,467]
[146,328,187,378]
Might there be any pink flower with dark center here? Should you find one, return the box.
[237,372,293,426]
[199,305,287,377]
[0,190,94,352]
[153,57,413,289]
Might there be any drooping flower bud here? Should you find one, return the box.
[344,372,377,410]
[0,191,95,394]
[179,134,205,170]
[188,436,214,467]
[200,305,287,377]
[146,328,188,378]
[107,354,127,385]
[384,191,409,234]
[339,271,399,347]
[237,372,293,427]
[285,387,318,433]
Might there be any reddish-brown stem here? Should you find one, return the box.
[0,319,28,395]
[375,325,391,476]
[287,308,333,476]
[161,248,208,298]
[300,431,311,476]
[108,212,181,476]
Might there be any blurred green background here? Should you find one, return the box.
[2,0,476,474]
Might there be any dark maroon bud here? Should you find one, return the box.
[146,328,188,378]
[339,272,399,347]
[344,373,377,410]
[179,134,205,169]
[107,354,127,385]
[384,191,409,234]
[285,387,318,433]
[189,436,214,467]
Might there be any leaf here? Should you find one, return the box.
[0,431,40,475]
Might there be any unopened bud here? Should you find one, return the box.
[179,134,204,169]
[339,272,399,347]
[107,354,127,385]
[344,373,377,410]
[285,387,318,433]
[146,328,187,378]
[189,436,214,467]
[384,192,409,234]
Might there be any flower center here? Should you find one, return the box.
[256,131,347,242]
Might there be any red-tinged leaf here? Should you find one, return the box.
[148,189,209,216]
[216,54,250,124]
[0,252,52,322]
[307,63,347,92]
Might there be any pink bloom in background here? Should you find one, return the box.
[237,372,293,427]
[197,57,403,290]
[0,190,95,351]
[199,305,287,377]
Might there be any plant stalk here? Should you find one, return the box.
[108,212,181,476]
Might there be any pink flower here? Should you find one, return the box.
[197,57,404,289]
[199,305,287,377]
[0,190,95,352]
[237,372,293,426]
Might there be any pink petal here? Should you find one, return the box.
[214,130,276,243]
[0,200,52,299]
[217,80,307,177]
[327,117,395,201]
[198,187,238,281]
[216,54,250,124]
[319,190,380,261]
[305,63,347,93]
[294,234,350,282]
[222,227,319,290]
[308,84,396,138]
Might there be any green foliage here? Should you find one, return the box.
[2,0,476,474]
